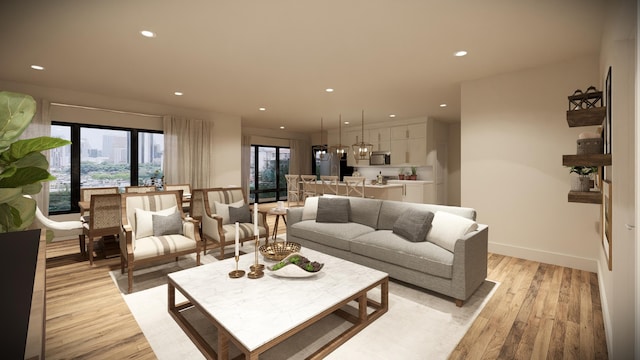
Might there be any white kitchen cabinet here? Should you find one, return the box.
[388,180,435,203]
[369,127,390,152]
[390,122,427,166]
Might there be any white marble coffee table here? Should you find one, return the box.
[167,248,389,360]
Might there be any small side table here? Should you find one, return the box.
[268,207,287,240]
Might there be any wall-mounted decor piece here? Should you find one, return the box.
[601,179,612,270]
[603,66,612,181]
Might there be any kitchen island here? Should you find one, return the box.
[305,181,403,201]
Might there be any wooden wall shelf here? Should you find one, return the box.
[568,191,602,204]
[562,153,611,167]
[566,107,606,127]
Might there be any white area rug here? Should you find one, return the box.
[110,244,498,359]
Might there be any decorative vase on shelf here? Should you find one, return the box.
[571,176,591,192]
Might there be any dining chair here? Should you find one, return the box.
[284,174,301,207]
[164,184,192,211]
[320,175,339,195]
[80,186,119,218]
[82,193,122,265]
[124,185,157,193]
[343,176,366,198]
[300,175,319,201]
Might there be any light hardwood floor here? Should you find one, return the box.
[43,204,608,359]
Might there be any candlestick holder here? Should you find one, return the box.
[248,235,264,279]
[228,255,245,278]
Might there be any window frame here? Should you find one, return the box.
[49,121,162,214]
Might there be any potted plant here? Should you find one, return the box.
[398,167,405,180]
[0,91,71,232]
[409,166,417,180]
[569,165,598,192]
[0,90,70,357]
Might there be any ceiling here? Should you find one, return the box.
[0,0,607,133]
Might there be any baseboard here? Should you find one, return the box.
[596,259,613,359]
[488,241,598,272]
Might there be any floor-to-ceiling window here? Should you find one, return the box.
[49,122,163,214]
[250,145,289,204]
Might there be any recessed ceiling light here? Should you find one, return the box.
[344,121,350,125]
[454,50,468,57]
[325,88,334,93]
[140,30,156,38]
[30,65,45,71]
[389,114,396,118]
[279,126,285,129]
[439,103,447,107]
[174,91,183,96]
[259,107,266,111]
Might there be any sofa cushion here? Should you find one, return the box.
[152,211,184,236]
[316,197,350,223]
[133,234,198,260]
[289,220,375,251]
[427,211,478,252]
[378,200,477,230]
[229,203,252,223]
[214,200,245,224]
[135,206,178,239]
[392,208,434,242]
[347,197,382,228]
[302,197,319,220]
[350,230,454,279]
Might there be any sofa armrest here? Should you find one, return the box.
[183,219,201,242]
[451,224,489,301]
[201,211,224,242]
[287,207,304,230]
[121,224,134,258]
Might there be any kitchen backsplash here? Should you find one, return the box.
[355,166,433,181]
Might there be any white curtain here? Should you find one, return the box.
[20,99,52,215]
[241,135,251,197]
[163,116,215,189]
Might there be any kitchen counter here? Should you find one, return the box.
[305,181,403,201]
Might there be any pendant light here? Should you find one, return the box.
[330,114,349,157]
[317,117,329,161]
[351,110,373,163]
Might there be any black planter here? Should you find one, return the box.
[0,229,42,358]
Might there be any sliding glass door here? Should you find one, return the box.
[250,145,290,204]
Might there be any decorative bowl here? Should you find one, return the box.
[259,241,301,261]
[267,252,324,278]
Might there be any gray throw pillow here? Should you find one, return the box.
[316,197,350,223]
[229,203,252,223]
[152,212,184,236]
[392,208,434,242]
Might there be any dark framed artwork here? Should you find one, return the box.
[603,66,612,180]
[602,179,612,270]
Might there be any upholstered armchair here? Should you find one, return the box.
[120,190,201,293]
[201,187,269,260]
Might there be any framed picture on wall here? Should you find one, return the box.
[603,66,612,180]
[602,179,612,270]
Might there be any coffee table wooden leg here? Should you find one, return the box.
[217,330,229,360]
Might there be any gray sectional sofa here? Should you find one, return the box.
[286,195,488,306]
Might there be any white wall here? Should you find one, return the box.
[461,55,601,272]
[597,0,637,357]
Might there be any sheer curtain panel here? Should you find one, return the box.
[163,116,215,189]
[21,99,51,215]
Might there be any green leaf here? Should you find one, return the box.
[22,183,43,195]
[0,91,37,148]
[0,165,17,179]
[0,196,36,231]
[0,188,23,203]
[0,167,51,188]
[0,137,71,163]
[13,151,49,169]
